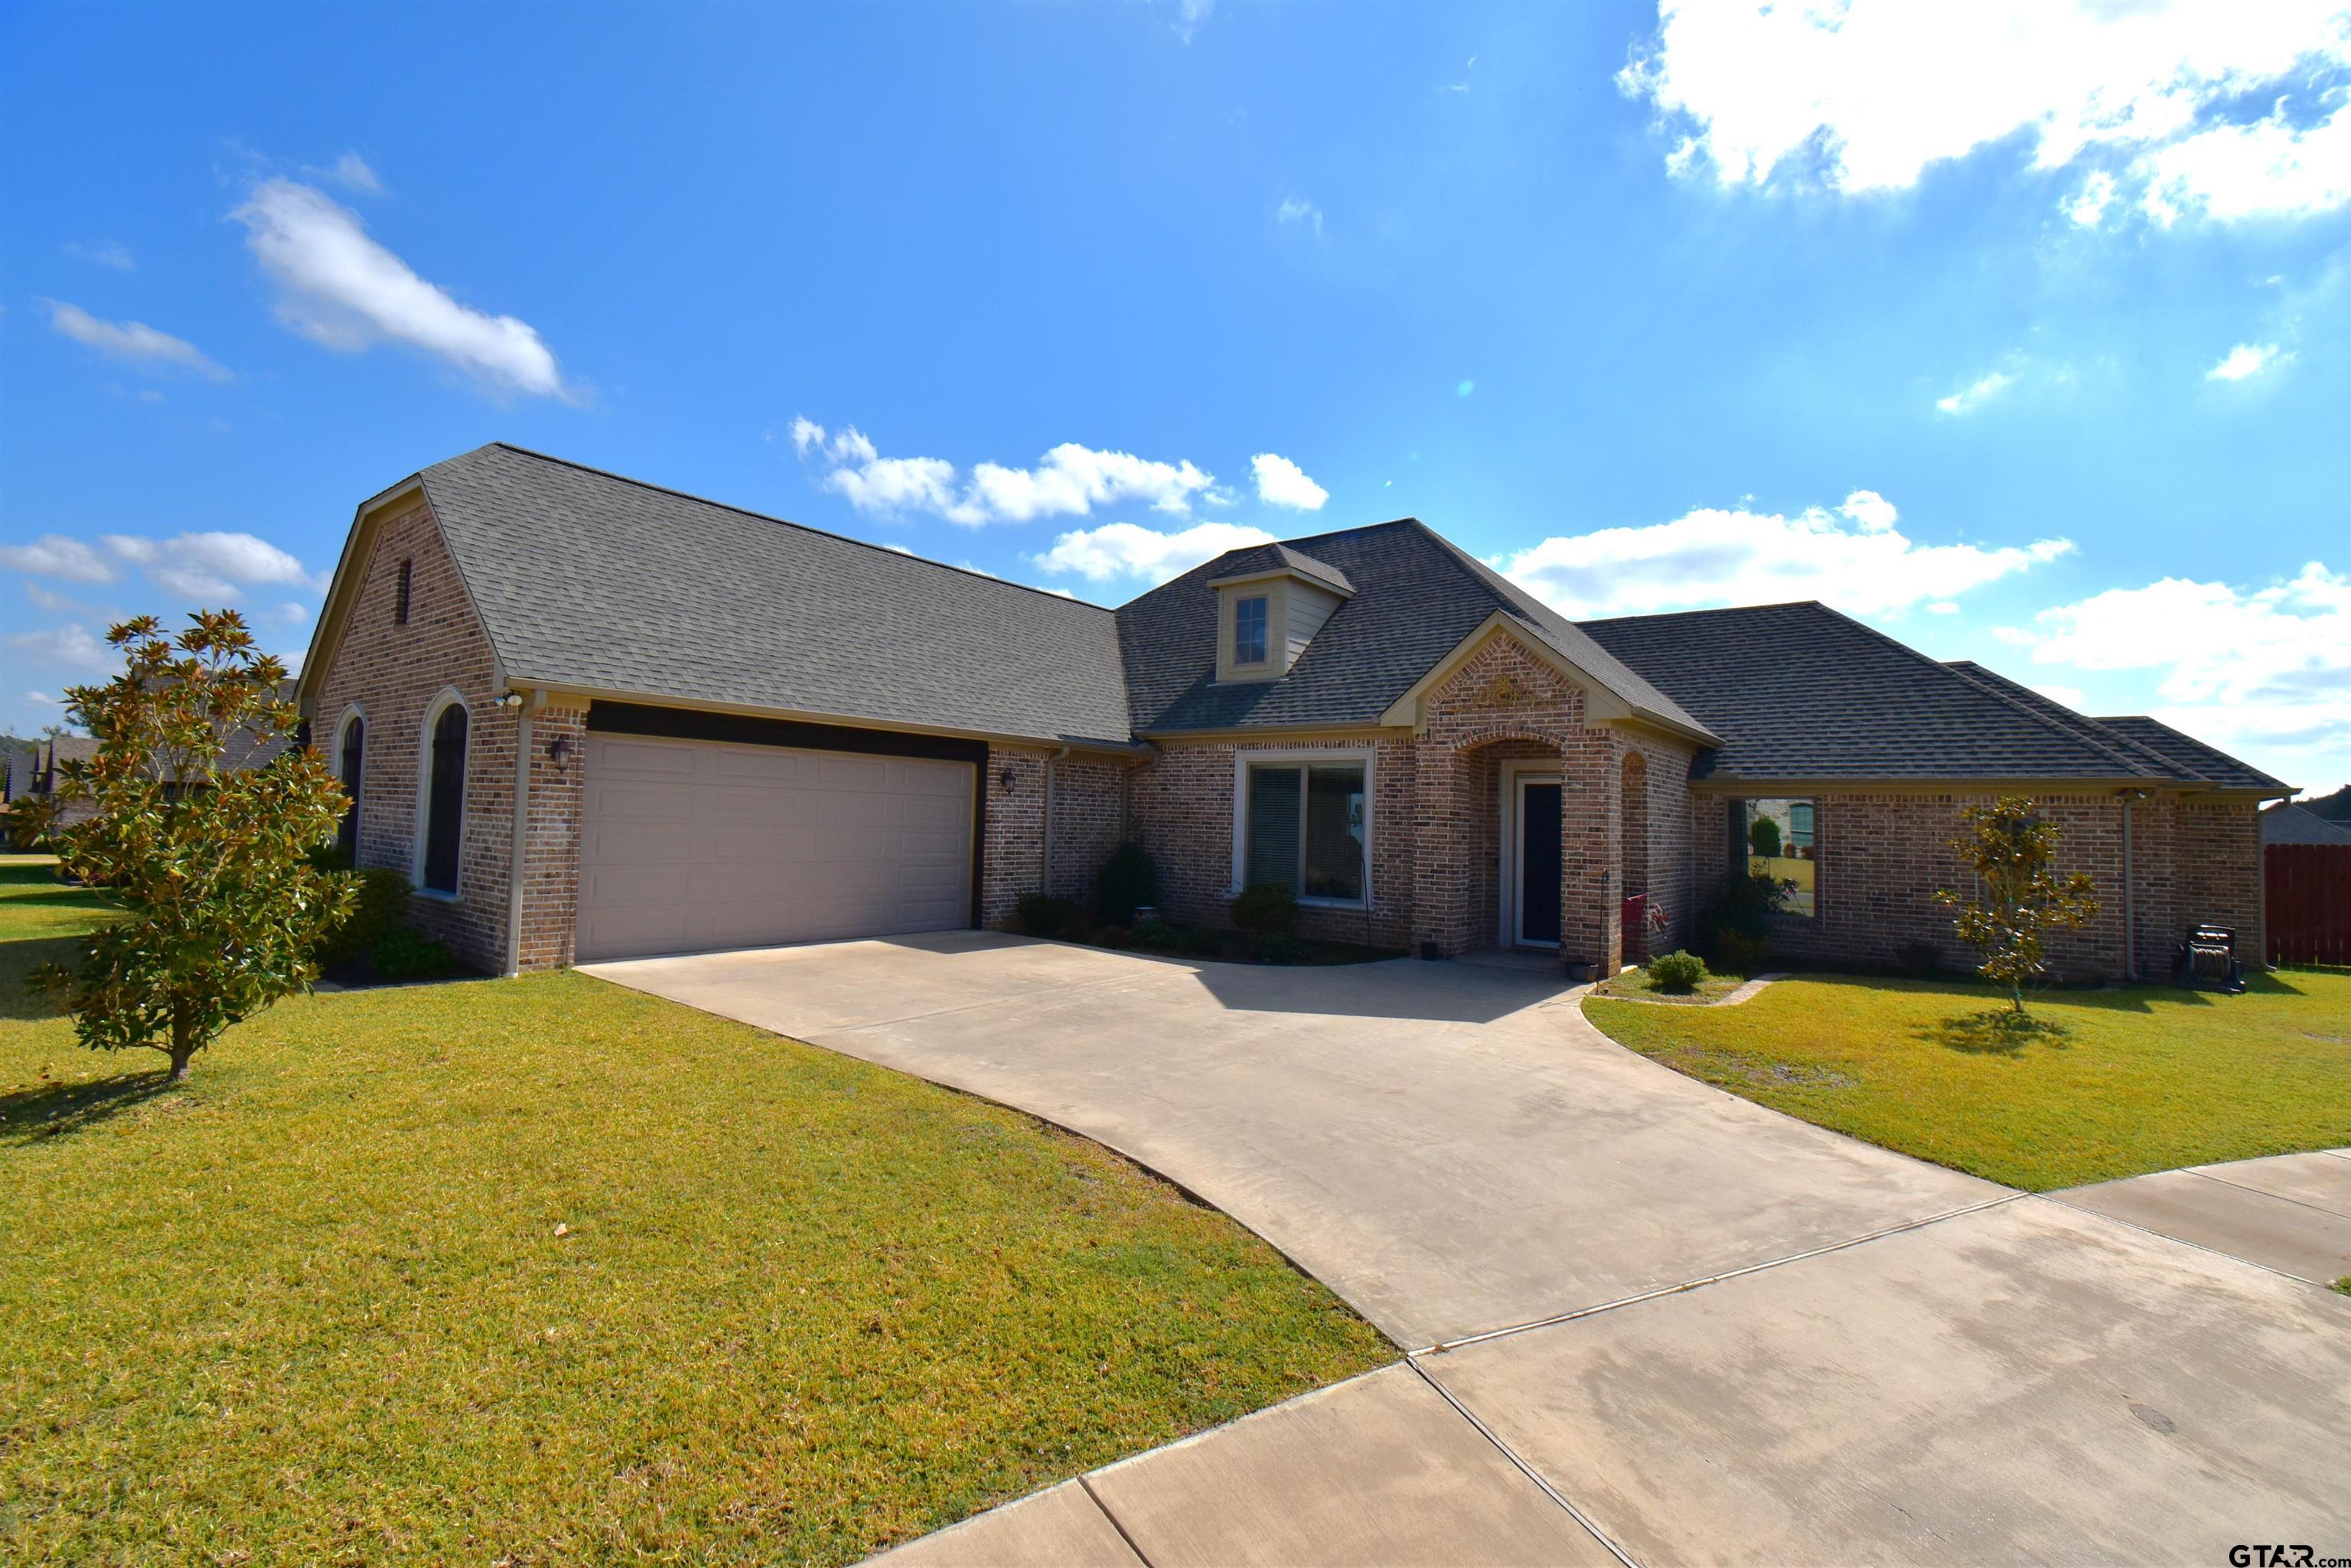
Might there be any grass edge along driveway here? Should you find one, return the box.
[1583,967,2351,1191]
[0,858,1391,1565]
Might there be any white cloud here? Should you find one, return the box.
[1277,197,1325,236]
[1172,0,1212,43]
[1838,489,1899,533]
[232,178,568,398]
[100,531,320,601]
[2138,102,2351,224]
[308,152,383,194]
[1935,370,2016,415]
[794,423,1220,528]
[1490,490,2074,619]
[1251,452,1329,510]
[47,302,230,380]
[1031,520,1279,585]
[2002,561,2351,788]
[1927,600,1961,614]
[64,239,135,271]
[1,534,116,584]
[2206,341,2289,381]
[1621,0,2351,227]
[2031,683,2089,709]
[2064,170,2119,227]
[7,623,115,674]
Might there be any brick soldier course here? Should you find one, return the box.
[298,444,2291,980]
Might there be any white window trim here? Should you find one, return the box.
[413,686,471,901]
[1228,746,1375,908]
[1497,760,1564,949]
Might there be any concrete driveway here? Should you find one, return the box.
[585,934,2351,1565]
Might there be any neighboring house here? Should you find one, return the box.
[11,737,104,826]
[2264,803,2351,846]
[296,443,2292,980]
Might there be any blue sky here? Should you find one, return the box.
[5,1,2347,790]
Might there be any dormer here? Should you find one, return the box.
[1208,545,1355,683]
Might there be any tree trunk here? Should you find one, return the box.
[168,1007,197,1082]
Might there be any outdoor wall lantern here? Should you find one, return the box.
[999,767,1018,792]
[549,735,576,770]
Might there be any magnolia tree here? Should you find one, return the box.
[1934,797,2100,1017]
[31,611,354,1081]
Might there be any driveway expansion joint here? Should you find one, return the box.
[1407,1359,1642,1568]
[2186,1165,2351,1221]
[1409,1192,2025,1358]
[1077,1474,1159,1568]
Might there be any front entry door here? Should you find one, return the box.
[1516,777,1563,947]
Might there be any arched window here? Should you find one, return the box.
[422,703,468,894]
[336,715,366,864]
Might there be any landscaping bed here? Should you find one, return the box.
[0,856,1391,1563]
[1583,967,2351,1190]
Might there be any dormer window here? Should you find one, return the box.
[1209,548,1354,684]
[1234,595,1269,666]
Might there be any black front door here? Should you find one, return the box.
[1520,781,1562,945]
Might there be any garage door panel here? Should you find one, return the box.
[578,732,974,961]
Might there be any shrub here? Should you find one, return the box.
[1231,882,1299,935]
[1711,928,1774,976]
[1698,870,1788,971]
[370,927,457,983]
[1250,931,1307,964]
[1014,892,1079,937]
[1093,924,1134,950]
[1094,841,1158,927]
[1648,950,1708,993]
[1893,938,1945,977]
[1748,815,1782,858]
[319,868,414,971]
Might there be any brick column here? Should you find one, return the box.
[1558,731,1620,976]
[515,703,585,971]
[1411,738,1470,956]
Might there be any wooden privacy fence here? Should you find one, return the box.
[2267,843,2351,966]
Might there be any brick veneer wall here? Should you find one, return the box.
[1623,733,1697,956]
[1127,735,1418,947]
[309,498,516,975]
[1046,755,1130,904]
[1687,784,2266,981]
[981,745,1047,927]
[514,702,586,971]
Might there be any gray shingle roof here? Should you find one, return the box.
[1580,603,2193,783]
[2092,715,2288,792]
[2264,803,2351,844]
[1208,543,1355,595]
[1116,519,1710,737]
[417,444,1133,747]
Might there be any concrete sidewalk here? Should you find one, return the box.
[2053,1149,2351,1286]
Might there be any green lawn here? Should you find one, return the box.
[1585,968,2351,1190]
[0,856,1391,1563]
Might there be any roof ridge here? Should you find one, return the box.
[474,442,1117,615]
[1942,661,2193,781]
[1579,600,1829,628]
[1805,606,2160,778]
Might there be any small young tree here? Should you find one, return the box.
[1934,797,2099,1017]
[31,611,354,1081]
[1748,813,1782,859]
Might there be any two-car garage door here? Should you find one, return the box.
[577,733,975,962]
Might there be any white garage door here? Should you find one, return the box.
[577,733,976,962]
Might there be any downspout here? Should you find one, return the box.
[504,688,545,978]
[1040,744,1071,895]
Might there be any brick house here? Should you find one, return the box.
[297,444,2291,980]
